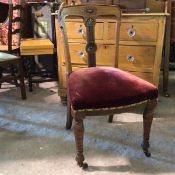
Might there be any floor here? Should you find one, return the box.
[0,71,175,175]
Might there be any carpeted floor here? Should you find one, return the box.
[0,72,175,175]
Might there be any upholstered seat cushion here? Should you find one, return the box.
[68,67,158,110]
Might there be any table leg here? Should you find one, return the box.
[163,15,171,97]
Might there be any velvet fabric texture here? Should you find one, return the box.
[68,67,158,110]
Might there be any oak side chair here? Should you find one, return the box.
[58,4,158,169]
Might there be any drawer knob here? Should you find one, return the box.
[78,51,85,58]
[77,26,84,35]
[128,29,136,37]
[127,55,135,62]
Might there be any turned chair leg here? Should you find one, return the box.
[74,115,88,169]
[66,98,73,130]
[18,60,26,100]
[108,115,113,123]
[142,99,157,157]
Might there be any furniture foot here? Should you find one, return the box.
[60,96,67,105]
[141,142,151,157]
[142,99,157,157]
[75,155,88,169]
[74,116,88,169]
[108,115,113,123]
[164,92,170,97]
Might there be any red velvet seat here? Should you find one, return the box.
[69,67,158,110]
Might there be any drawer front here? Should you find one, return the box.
[129,71,154,84]
[67,43,115,66]
[66,22,104,40]
[108,22,158,41]
[118,45,156,72]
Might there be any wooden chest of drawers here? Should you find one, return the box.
[55,13,167,103]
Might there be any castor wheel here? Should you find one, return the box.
[78,162,88,169]
[143,150,151,157]
[141,142,151,157]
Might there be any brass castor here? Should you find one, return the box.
[76,156,88,169]
[77,162,88,169]
[143,150,151,157]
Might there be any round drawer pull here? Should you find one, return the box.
[78,51,85,58]
[127,55,135,62]
[77,26,84,35]
[128,29,136,37]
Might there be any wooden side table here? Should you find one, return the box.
[20,38,55,91]
[20,38,54,55]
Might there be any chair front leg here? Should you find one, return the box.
[74,114,88,169]
[142,99,157,157]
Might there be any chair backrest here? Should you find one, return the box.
[58,4,121,75]
[8,0,22,52]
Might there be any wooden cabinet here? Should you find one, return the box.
[55,13,167,102]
